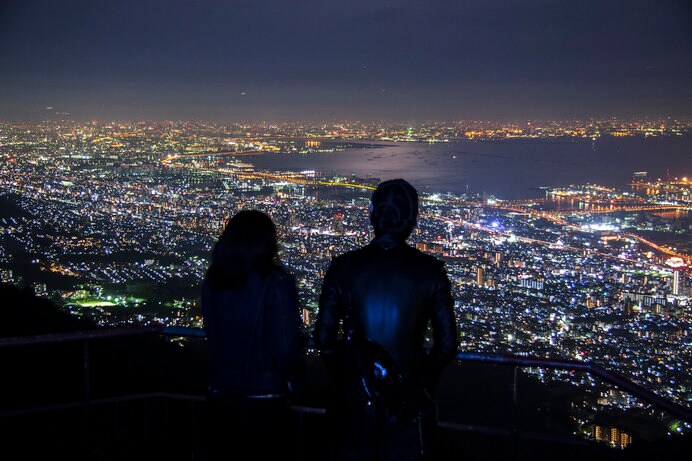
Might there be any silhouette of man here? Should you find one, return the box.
[314,178,459,461]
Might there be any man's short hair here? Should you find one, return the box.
[369,178,418,240]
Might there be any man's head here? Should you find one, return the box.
[369,178,419,241]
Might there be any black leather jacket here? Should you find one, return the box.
[314,235,459,393]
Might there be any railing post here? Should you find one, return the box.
[298,408,305,461]
[82,338,92,455]
[511,365,518,461]
[512,365,518,406]
[83,339,91,404]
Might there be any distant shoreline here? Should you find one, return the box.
[246,136,692,200]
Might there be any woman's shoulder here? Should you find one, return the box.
[267,267,299,308]
[269,266,297,285]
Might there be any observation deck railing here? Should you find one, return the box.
[0,325,689,460]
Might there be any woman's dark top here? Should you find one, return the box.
[201,267,303,397]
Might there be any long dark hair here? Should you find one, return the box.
[204,209,280,289]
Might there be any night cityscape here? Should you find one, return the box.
[1,0,691,458]
[1,117,691,450]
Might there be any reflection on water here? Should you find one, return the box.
[247,136,691,200]
[535,199,690,220]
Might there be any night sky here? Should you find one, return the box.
[1,0,690,121]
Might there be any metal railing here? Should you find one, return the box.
[1,325,690,460]
[456,351,692,424]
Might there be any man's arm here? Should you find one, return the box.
[426,263,459,390]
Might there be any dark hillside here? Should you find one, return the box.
[0,282,98,337]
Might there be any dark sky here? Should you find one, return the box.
[1,0,690,122]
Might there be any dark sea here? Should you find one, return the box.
[246,135,692,200]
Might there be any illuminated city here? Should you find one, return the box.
[1,119,690,439]
[1,0,691,457]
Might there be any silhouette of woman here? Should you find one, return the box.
[201,209,304,459]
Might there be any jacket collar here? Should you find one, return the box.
[372,234,406,250]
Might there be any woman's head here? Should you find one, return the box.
[206,209,279,288]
